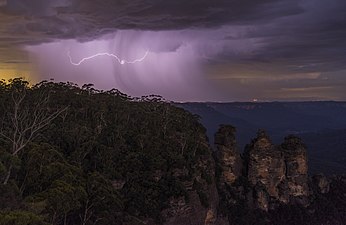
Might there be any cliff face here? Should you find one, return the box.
[215,127,310,212]
[162,134,222,225]
[279,136,310,203]
[245,130,286,204]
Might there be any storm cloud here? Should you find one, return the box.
[0,0,346,101]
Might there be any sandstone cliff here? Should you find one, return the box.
[161,134,223,225]
[215,127,310,212]
[161,125,339,225]
[279,135,310,204]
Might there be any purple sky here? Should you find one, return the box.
[1,0,346,101]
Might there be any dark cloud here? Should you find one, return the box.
[4,0,70,16]
[67,0,303,30]
[1,0,346,101]
[0,0,303,69]
[0,0,303,41]
[232,0,346,73]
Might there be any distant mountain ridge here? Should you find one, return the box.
[177,101,346,174]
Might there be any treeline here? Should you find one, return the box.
[0,78,211,225]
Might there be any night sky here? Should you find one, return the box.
[1,0,346,101]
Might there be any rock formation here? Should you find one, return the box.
[214,125,242,186]
[244,130,286,203]
[215,126,311,212]
[162,125,337,225]
[158,125,335,225]
[279,135,310,204]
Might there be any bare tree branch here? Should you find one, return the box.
[0,84,68,184]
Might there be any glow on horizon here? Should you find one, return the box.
[67,50,149,66]
[0,64,38,83]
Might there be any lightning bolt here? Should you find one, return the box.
[68,50,149,66]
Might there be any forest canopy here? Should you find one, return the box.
[0,78,212,225]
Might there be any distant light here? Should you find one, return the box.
[252,98,258,102]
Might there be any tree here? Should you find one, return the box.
[0,78,68,184]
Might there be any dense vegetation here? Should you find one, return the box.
[0,78,344,225]
[0,78,211,225]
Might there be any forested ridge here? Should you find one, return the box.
[0,78,345,225]
[0,78,213,225]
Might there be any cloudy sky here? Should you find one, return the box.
[0,0,345,101]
